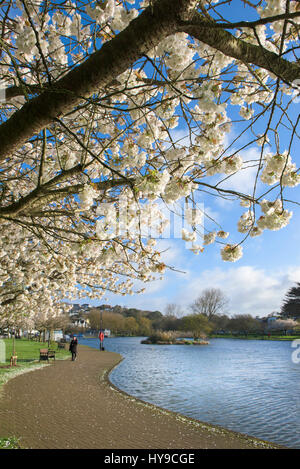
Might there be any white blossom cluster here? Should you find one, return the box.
[260,151,300,187]
[79,184,99,210]
[257,199,293,231]
[135,170,171,200]
[236,199,293,236]
[237,211,255,234]
[0,212,165,328]
[257,0,300,38]
[203,231,217,246]
[221,244,243,262]
[182,228,197,242]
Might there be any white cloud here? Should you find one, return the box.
[84,263,300,317]
[173,265,300,317]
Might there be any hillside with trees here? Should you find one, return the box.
[66,285,300,339]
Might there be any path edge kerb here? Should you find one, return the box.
[100,350,283,450]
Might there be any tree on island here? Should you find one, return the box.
[0,0,300,327]
[183,313,213,340]
[281,283,300,319]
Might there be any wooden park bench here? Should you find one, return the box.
[39,348,56,362]
[10,355,17,366]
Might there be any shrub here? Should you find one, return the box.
[144,330,179,344]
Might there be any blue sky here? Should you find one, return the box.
[73,0,300,317]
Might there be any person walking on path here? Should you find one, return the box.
[69,337,78,361]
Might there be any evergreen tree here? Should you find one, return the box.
[281,283,300,319]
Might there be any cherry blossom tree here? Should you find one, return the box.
[266,318,298,334]
[0,0,299,323]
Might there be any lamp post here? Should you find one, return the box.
[99,309,104,351]
[10,328,17,367]
[12,328,16,356]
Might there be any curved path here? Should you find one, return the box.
[0,346,279,449]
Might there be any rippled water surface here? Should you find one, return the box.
[79,337,300,448]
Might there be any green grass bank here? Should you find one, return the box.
[210,333,300,341]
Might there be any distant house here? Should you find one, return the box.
[53,330,64,341]
[72,317,90,329]
[44,330,64,341]
[267,316,278,325]
[69,303,91,316]
[69,304,81,315]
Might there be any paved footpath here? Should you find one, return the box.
[0,346,279,449]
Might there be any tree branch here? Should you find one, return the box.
[0,0,197,161]
[181,10,300,29]
[0,177,132,217]
[180,13,300,86]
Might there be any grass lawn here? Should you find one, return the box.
[2,337,70,362]
[0,338,71,448]
[211,334,300,341]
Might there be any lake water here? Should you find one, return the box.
[79,337,300,448]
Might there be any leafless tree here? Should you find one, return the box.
[165,303,183,318]
[190,287,228,320]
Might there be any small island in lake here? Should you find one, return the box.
[141,331,209,345]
